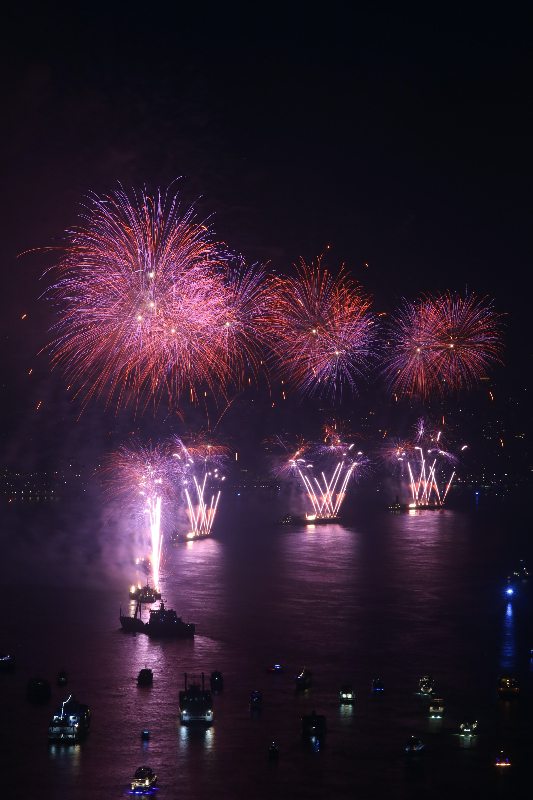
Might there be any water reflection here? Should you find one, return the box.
[339,703,354,723]
[501,602,515,671]
[178,723,214,752]
[48,742,82,773]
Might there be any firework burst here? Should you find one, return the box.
[384,293,503,398]
[265,258,375,398]
[41,187,266,410]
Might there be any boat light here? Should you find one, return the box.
[507,588,513,595]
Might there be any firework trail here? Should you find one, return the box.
[170,431,229,538]
[384,293,503,398]
[41,187,266,410]
[265,258,375,398]
[102,438,181,589]
[381,417,461,506]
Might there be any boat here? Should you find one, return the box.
[459,719,478,735]
[339,684,355,703]
[210,670,223,692]
[131,766,157,791]
[389,498,444,512]
[419,675,435,694]
[428,697,444,718]
[138,668,153,686]
[281,514,341,525]
[179,673,213,724]
[267,664,283,673]
[48,695,91,742]
[185,530,211,540]
[250,690,262,708]
[295,667,312,692]
[120,601,195,638]
[146,602,195,638]
[268,742,279,759]
[120,600,146,633]
[0,653,15,672]
[498,676,519,698]
[371,678,384,692]
[405,736,424,753]
[57,669,68,687]
[141,729,150,740]
[302,710,326,737]
[129,582,162,603]
[27,677,51,703]
[495,751,511,767]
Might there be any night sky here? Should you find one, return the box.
[1,1,532,479]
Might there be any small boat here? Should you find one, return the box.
[129,582,161,603]
[138,668,153,686]
[267,664,283,673]
[250,690,263,708]
[281,514,341,525]
[339,684,355,703]
[268,742,279,759]
[419,675,435,694]
[459,719,478,735]
[295,667,312,692]
[0,653,15,672]
[498,676,519,698]
[131,766,157,791]
[210,670,223,692]
[48,695,91,742]
[120,600,146,633]
[27,677,51,703]
[179,673,213,724]
[57,669,68,687]
[371,678,384,692]
[428,697,444,718]
[141,729,150,740]
[302,710,327,737]
[405,736,424,753]
[494,751,511,767]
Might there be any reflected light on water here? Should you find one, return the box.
[178,723,214,753]
[501,602,515,671]
[339,704,354,723]
[48,743,82,772]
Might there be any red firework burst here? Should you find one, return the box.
[264,258,375,398]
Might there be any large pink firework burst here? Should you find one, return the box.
[384,293,503,398]
[265,259,375,398]
[41,187,264,410]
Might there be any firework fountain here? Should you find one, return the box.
[266,422,370,520]
[382,418,461,507]
[171,432,229,539]
[103,438,180,590]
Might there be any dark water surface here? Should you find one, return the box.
[1,496,532,799]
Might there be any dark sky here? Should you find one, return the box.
[1,1,532,471]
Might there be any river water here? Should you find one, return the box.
[1,492,532,799]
